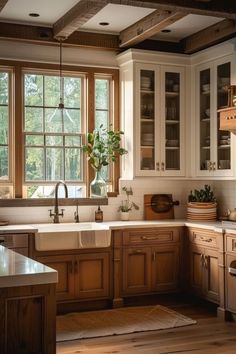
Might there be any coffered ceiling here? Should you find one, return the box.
[0,0,236,54]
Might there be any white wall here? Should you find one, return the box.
[0,39,118,68]
[0,179,216,224]
[0,39,235,224]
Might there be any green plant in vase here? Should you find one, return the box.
[82,125,127,198]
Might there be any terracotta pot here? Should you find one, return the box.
[187,202,217,221]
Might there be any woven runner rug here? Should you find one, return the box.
[56,305,196,342]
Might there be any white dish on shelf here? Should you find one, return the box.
[202,84,210,92]
[219,160,230,169]
[219,77,229,85]
[166,139,179,147]
[205,108,210,117]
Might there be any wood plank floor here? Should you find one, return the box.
[57,296,236,354]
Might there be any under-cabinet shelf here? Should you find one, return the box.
[201,146,210,150]
[141,89,154,94]
[141,118,154,122]
[166,120,180,124]
[141,145,154,149]
[166,91,179,97]
[165,147,180,150]
[218,145,230,149]
[201,118,210,122]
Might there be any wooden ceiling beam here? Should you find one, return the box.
[119,9,186,48]
[109,0,236,19]
[183,19,236,54]
[0,0,8,12]
[0,22,119,50]
[53,0,108,39]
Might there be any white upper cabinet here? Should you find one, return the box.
[118,42,236,181]
[136,64,185,176]
[117,50,187,179]
[195,55,236,177]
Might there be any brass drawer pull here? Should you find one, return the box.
[133,249,142,253]
[204,255,209,269]
[141,236,160,240]
[200,254,204,265]
[200,236,212,243]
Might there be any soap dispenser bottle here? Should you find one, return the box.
[95,206,103,223]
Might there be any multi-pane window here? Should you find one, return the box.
[23,72,84,198]
[95,76,112,184]
[0,65,118,200]
[0,71,9,180]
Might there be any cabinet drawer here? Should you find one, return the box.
[123,228,180,245]
[225,234,236,254]
[188,229,217,248]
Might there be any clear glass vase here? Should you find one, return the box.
[90,170,107,198]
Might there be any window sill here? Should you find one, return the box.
[0,198,108,207]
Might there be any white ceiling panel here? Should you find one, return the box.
[81,4,155,33]
[152,14,223,42]
[0,0,79,26]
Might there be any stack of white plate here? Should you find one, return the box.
[141,133,154,145]
[141,76,151,89]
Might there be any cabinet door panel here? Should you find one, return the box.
[189,245,204,296]
[123,247,152,295]
[196,58,234,177]
[162,66,185,177]
[38,255,74,301]
[152,245,179,292]
[226,254,236,312]
[76,252,110,299]
[204,249,219,303]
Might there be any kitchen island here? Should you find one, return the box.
[0,245,58,354]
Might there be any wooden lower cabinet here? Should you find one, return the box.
[38,255,74,301]
[37,252,110,302]
[121,228,183,297]
[123,247,152,294]
[0,283,56,354]
[188,229,220,304]
[76,253,110,299]
[152,245,180,292]
[225,233,236,314]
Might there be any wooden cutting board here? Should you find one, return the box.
[144,194,174,220]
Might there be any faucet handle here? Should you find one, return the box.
[74,208,79,223]
[48,209,54,217]
[60,208,65,217]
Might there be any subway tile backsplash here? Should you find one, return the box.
[1,179,233,224]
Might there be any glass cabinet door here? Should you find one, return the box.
[197,60,232,176]
[216,62,231,171]
[199,68,211,171]
[165,72,180,171]
[140,69,156,171]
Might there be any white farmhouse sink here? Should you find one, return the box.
[33,223,111,251]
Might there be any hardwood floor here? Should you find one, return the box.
[57,296,236,354]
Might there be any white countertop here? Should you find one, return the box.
[0,245,58,288]
[0,224,38,234]
[0,219,235,234]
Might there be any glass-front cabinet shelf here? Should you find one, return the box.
[136,63,185,176]
[196,57,234,177]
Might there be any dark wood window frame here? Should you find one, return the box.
[0,59,120,207]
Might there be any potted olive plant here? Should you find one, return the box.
[118,187,139,221]
[187,185,217,221]
[82,125,127,198]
